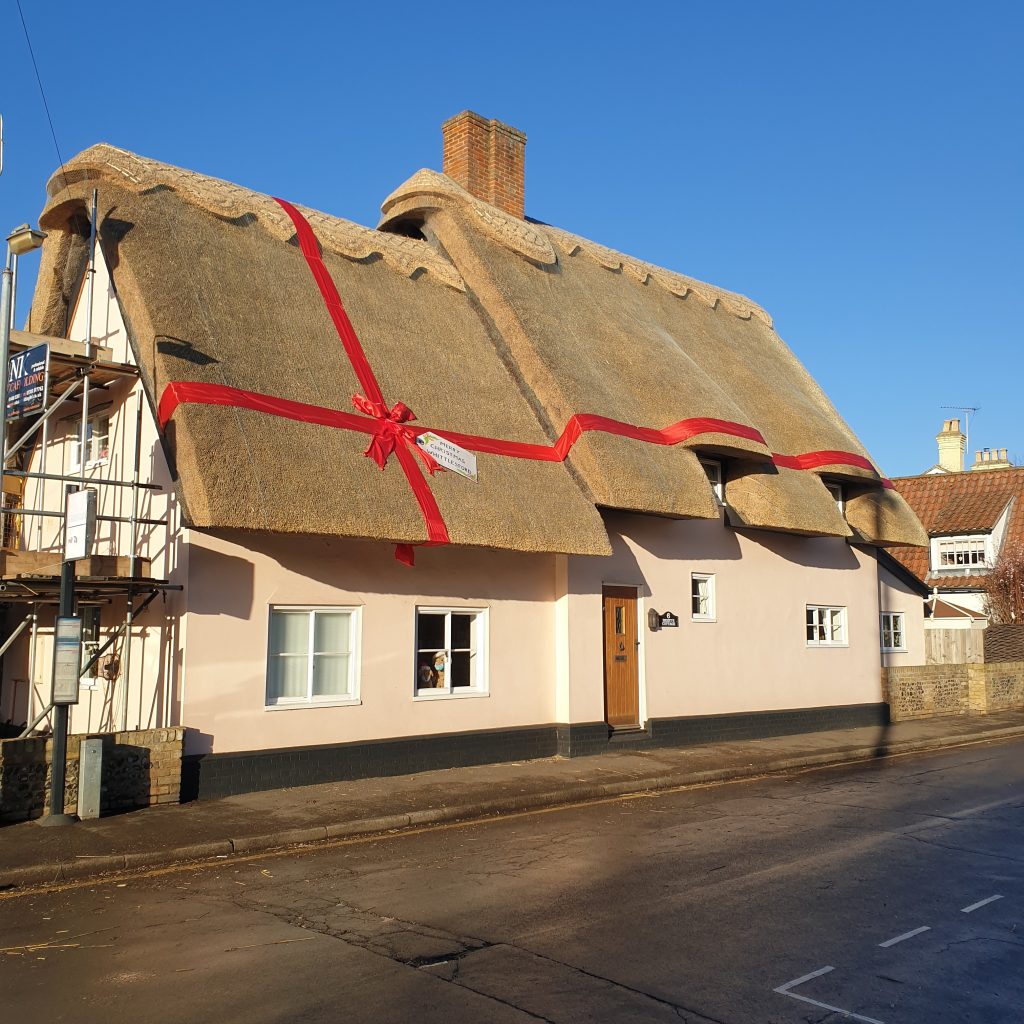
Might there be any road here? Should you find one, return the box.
[2,738,1021,1023]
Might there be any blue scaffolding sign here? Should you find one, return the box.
[6,342,50,420]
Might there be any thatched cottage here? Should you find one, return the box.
[1,113,927,797]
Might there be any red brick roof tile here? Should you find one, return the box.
[887,466,1024,593]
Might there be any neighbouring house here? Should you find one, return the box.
[0,112,928,800]
[889,419,1023,619]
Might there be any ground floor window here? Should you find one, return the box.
[266,607,359,706]
[415,608,487,696]
[691,573,716,621]
[880,612,906,652]
[806,605,847,646]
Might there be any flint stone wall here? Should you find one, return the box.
[883,661,1024,722]
[0,727,184,823]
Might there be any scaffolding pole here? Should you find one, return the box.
[78,189,97,489]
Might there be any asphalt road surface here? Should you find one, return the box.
[2,738,1021,1023]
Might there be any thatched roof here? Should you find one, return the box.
[30,144,926,555]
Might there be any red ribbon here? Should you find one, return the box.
[155,200,892,564]
[351,393,441,476]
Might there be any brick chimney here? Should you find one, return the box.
[442,111,526,219]
[936,418,966,473]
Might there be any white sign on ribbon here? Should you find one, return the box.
[415,431,478,482]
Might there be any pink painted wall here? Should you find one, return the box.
[180,532,559,754]
[567,510,886,723]
[180,506,893,757]
[878,565,926,667]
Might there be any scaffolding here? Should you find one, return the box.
[0,191,180,738]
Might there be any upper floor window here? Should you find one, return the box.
[806,605,847,647]
[266,606,360,707]
[415,608,487,697]
[825,482,844,513]
[934,535,987,570]
[700,459,724,504]
[70,413,110,471]
[880,612,906,653]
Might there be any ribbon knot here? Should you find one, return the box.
[352,393,442,476]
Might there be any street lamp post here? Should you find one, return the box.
[1,224,47,458]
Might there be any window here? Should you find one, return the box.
[415,608,486,696]
[806,605,847,646]
[70,413,110,471]
[700,459,724,504]
[935,535,987,569]
[266,607,359,706]
[80,605,102,689]
[825,482,844,513]
[880,612,906,653]
[691,573,716,621]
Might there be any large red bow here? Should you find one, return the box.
[351,393,442,476]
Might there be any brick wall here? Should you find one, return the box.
[984,625,1024,663]
[0,727,184,823]
[442,111,526,218]
[883,661,1024,721]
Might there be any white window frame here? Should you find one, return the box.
[931,534,989,572]
[265,605,361,710]
[69,412,111,472]
[806,604,848,647]
[880,611,906,653]
[691,572,716,622]
[825,481,844,514]
[414,607,488,700]
[700,458,724,505]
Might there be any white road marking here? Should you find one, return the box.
[961,894,1003,914]
[775,965,835,993]
[774,965,885,1024]
[879,925,930,948]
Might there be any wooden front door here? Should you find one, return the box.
[602,586,639,728]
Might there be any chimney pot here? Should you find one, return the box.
[442,111,526,219]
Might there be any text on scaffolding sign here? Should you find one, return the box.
[65,488,97,562]
[6,343,49,420]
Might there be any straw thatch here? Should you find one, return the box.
[30,144,925,552]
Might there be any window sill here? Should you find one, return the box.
[806,642,849,649]
[692,616,717,623]
[265,697,361,711]
[414,690,489,702]
[69,458,110,474]
[881,647,908,654]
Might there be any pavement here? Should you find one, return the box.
[3,709,1024,890]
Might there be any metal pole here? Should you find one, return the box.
[78,191,97,488]
[119,394,143,731]
[36,410,49,549]
[9,251,16,332]
[0,246,12,548]
[39,485,76,826]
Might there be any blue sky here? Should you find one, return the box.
[2,0,1020,476]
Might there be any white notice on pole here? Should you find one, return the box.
[65,488,97,562]
[52,616,83,705]
[415,431,478,482]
